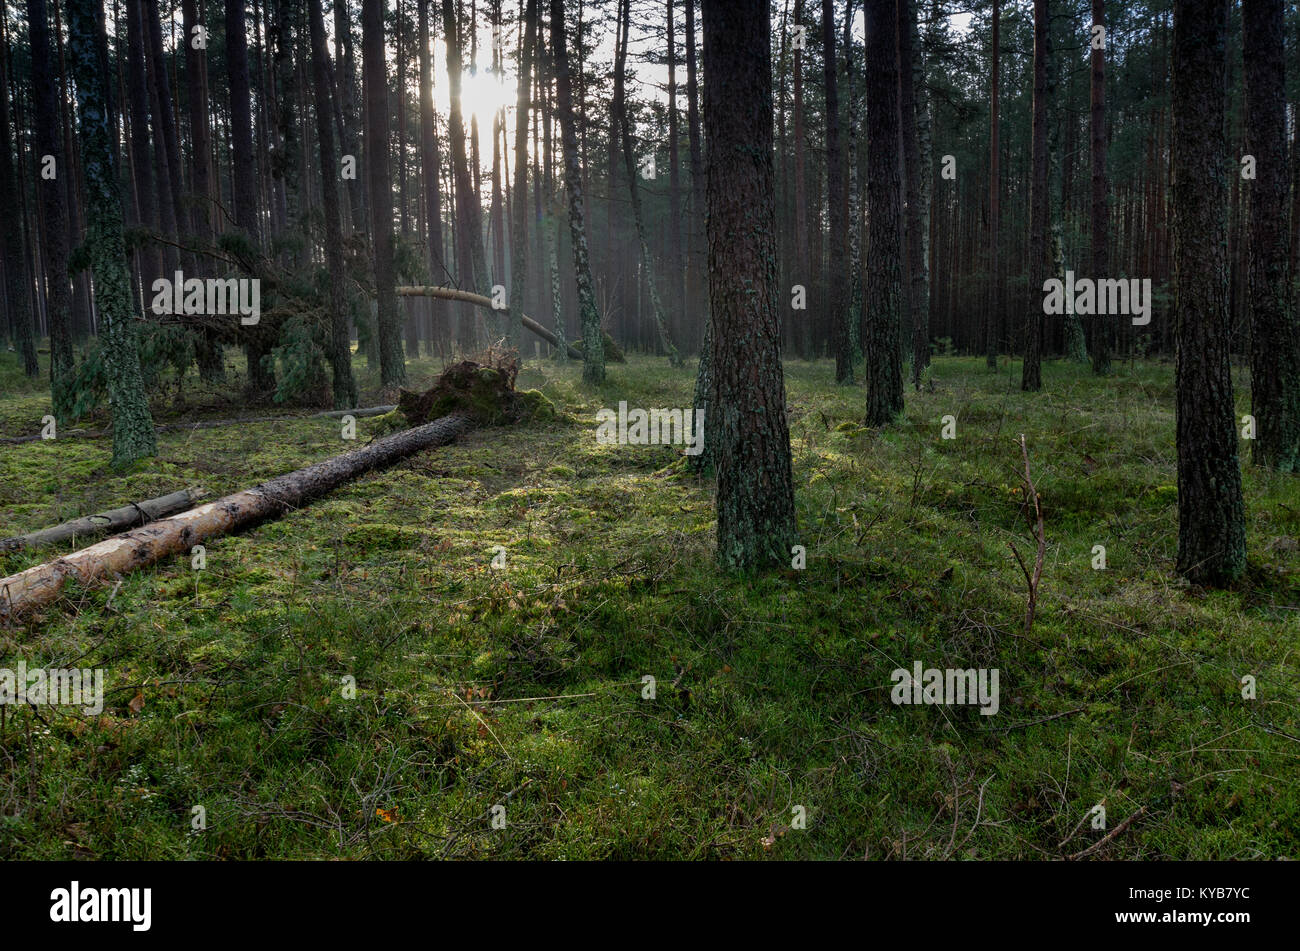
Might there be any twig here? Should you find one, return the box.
[1067,805,1149,860]
[1009,433,1046,636]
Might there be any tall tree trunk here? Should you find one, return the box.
[863,0,903,424]
[334,0,367,231]
[613,0,682,365]
[29,0,74,409]
[126,0,161,297]
[508,0,539,351]
[792,0,810,359]
[1022,0,1048,391]
[1172,0,1246,585]
[823,0,851,383]
[666,0,683,347]
[66,0,157,465]
[1242,0,1299,471]
[145,0,190,270]
[1089,0,1110,374]
[443,0,490,351]
[985,0,999,369]
[309,0,358,408]
[364,0,408,385]
[184,0,225,383]
[701,0,798,570]
[899,0,929,388]
[684,0,705,351]
[227,0,275,393]
[550,0,604,383]
[418,0,450,345]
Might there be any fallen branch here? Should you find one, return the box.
[0,487,206,552]
[1007,433,1046,636]
[0,413,475,622]
[396,285,583,361]
[1066,805,1149,860]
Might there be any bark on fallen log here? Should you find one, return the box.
[0,413,475,622]
[0,487,207,552]
[396,285,584,361]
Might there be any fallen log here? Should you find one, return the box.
[396,285,584,361]
[0,487,206,552]
[0,413,475,622]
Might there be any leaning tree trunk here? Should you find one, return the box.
[395,286,583,359]
[0,416,475,622]
[66,0,157,467]
[550,0,604,384]
[1172,0,1246,586]
[1242,0,1299,472]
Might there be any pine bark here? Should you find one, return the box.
[701,0,798,570]
[1172,0,1246,585]
[1022,0,1048,391]
[550,0,604,383]
[863,0,903,424]
[1089,0,1111,374]
[28,0,75,414]
[66,0,157,466]
[823,0,851,383]
[363,0,408,385]
[1242,0,1299,471]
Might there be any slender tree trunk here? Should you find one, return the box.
[1089,0,1111,374]
[443,0,490,351]
[701,0,798,571]
[418,0,450,345]
[823,0,851,383]
[363,0,408,385]
[863,0,903,424]
[550,0,604,383]
[66,0,157,465]
[1172,0,1246,585]
[508,0,539,351]
[1242,0,1299,471]
[309,0,358,408]
[1022,0,1048,391]
[613,0,682,365]
[899,0,929,388]
[986,0,1000,369]
[792,0,810,360]
[28,0,74,411]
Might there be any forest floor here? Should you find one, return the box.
[0,348,1297,859]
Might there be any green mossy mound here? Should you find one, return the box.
[397,357,556,427]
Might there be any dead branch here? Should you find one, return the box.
[1007,433,1046,636]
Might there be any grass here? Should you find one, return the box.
[0,345,1297,859]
